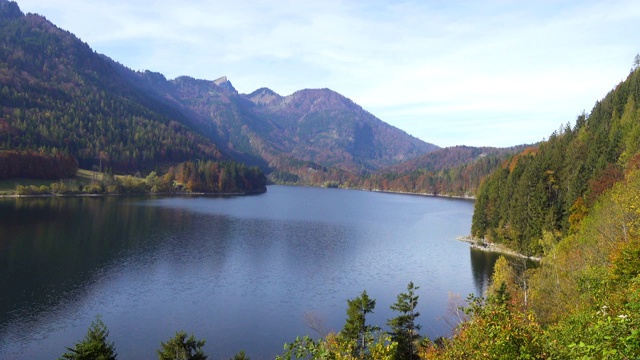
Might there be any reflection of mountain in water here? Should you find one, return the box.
[0,196,188,333]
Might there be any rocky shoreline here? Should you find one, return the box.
[457,235,541,262]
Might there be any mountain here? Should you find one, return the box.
[126,71,439,175]
[250,88,438,172]
[0,1,224,172]
[0,0,438,183]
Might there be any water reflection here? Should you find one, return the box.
[0,187,490,359]
[469,247,539,295]
[469,248,502,295]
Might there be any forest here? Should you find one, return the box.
[472,65,640,256]
[11,160,266,196]
[0,2,223,172]
[0,149,77,180]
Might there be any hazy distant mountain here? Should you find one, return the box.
[123,69,439,174]
[244,87,439,172]
[382,145,529,174]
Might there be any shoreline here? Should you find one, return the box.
[364,188,476,200]
[0,188,267,199]
[456,235,541,262]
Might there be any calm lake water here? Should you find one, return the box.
[0,185,501,359]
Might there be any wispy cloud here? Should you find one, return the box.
[17,0,640,147]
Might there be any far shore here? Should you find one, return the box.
[457,235,541,262]
[366,188,476,200]
[0,189,267,199]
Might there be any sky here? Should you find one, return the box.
[14,0,640,148]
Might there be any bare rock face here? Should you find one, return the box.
[213,76,237,93]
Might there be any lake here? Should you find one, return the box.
[0,185,501,359]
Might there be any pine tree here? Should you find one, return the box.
[157,331,207,360]
[59,315,117,360]
[341,290,378,358]
[387,282,421,360]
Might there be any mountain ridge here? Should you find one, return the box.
[1,0,512,192]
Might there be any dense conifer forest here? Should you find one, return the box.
[472,66,640,256]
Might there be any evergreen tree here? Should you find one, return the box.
[157,331,207,360]
[59,315,117,360]
[387,282,421,360]
[231,350,250,360]
[341,290,378,358]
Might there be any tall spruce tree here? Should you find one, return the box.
[387,282,421,360]
[341,290,378,358]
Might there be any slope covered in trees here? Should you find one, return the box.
[423,165,640,359]
[1,0,503,193]
[472,66,640,256]
[355,146,524,197]
[0,150,77,180]
[0,1,223,172]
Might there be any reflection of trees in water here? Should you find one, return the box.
[0,197,185,331]
[469,248,539,296]
[469,248,501,295]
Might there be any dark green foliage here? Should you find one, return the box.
[0,3,222,172]
[59,315,117,360]
[157,331,207,360]
[0,150,77,180]
[172,160,266,193]
[472,68,640,255]
[342,290,378,358]
[231,350,250,360]
[387,282,421,360]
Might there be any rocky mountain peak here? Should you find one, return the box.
[0,0,23,20]
[246,87,282,105]
[213,76,237,94]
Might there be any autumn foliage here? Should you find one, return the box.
[0,150,77,180]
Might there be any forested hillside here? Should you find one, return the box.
[356,146,526,196]
[1,0,506,193]
[422,155,640,359]
[0,1,223,172]
[472,66,640,256]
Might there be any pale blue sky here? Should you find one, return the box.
[15,0,640,147]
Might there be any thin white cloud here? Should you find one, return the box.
[15,0,640,147]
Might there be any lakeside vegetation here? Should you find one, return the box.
[2,160,266,196]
